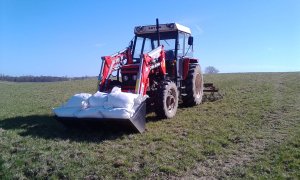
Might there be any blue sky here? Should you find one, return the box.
[0,0,299,76]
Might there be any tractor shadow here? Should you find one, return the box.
[0,115,133,143]
[0,99,220,142]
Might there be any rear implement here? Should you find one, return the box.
[203,83,223,101]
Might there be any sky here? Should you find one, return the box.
[0,0,299,76]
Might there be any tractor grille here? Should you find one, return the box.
[121,64,140,92]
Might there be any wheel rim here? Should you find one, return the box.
[195,73,202,99]
[166,89,176,112]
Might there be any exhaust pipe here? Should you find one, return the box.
[156,18,160,47]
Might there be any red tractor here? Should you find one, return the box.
[98,19,203,119]
[55,19,215,133]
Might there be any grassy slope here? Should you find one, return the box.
[0,72,299,179]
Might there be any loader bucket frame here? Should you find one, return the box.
[55,101,146,133]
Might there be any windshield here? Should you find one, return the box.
[133,36,176,63]
[153,39,175,51]
[133,37,144,60]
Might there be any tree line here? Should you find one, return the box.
[205,66,219,74]
[0,66,220,82]
[0,74,95,82]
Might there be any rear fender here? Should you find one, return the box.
[183,58,199,80]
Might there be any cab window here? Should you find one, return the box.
[184,34,193,57]
[143,38,153,53]
[177,32,185,57]
[133,37,143,61]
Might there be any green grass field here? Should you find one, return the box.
[0,72,299,179]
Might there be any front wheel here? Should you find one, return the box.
[155,81,178,119]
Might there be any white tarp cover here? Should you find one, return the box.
[63,93,91,107]
[108,88,139,109]
[88,91,108,107]
[53,87,147,119]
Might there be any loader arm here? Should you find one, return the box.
[136,45,166,95]
[98,48,132,91]
[98,45,166,95]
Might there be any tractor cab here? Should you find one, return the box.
[119,23,193,93]
[132,23,194,77]
[114,23,194,89]
[133,23,193,60]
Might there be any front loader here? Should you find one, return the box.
[55,19,214,133]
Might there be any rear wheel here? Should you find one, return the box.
[183,64,204,106]
[155,81,178,119]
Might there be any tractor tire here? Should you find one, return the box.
[182,64,204,106]
[154,81,179,119]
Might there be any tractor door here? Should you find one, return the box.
[176,32,194,80]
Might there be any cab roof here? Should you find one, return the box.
[134,23,191,35]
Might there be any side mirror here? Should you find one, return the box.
[188,36,193,46]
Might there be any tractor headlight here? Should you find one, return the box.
[123,75,129,81]
[166,23,175,29]
[135,26,144,32]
